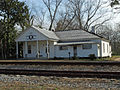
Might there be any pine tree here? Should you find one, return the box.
[0,0,33,59]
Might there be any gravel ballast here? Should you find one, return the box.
[0,64,120,89]
[0,74,120,90]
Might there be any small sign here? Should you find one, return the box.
[29,35,33,40]
[26,35,36,40]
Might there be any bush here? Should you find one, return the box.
[89,54,96,60]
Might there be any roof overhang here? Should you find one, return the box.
[54,41,97,46]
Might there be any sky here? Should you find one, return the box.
[18,0,68,29]
[18,0,120,29]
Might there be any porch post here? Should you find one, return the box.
[25,41,28,58]
[36,40,39,58]
[16,42,18,59]
[47,40,49,59]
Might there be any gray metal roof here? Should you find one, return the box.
[16,26,103,42]
[55,30,101,41]
[32,27,102,41]
[32,26,59,40]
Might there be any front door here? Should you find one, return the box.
[73,46,77,57]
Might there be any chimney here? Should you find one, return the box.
[91,26,96,34]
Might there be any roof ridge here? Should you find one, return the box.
[55,29,82,32]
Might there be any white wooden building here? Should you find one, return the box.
[15,26,112,59]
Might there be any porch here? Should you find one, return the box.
[54,41,100,58]
[15,26,59,59]
[16,40,52,59]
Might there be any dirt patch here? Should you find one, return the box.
[114,58,120,61]
[111,56,120,61]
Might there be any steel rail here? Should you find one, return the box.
[0,69,120,79]
[0,61,120,66]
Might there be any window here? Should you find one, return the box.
[82,44,92,49]
[28,45,31,54]
[59,46,68,50]
[107,44,109,53]
[103,43,105,53]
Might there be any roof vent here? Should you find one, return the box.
[91,26,96,34]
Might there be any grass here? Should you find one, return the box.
[92,55,120,61]
[0,55,120,62]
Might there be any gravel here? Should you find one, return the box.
[0,74,120,89]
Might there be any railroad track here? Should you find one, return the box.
[0,69,120,79]
[0,61,120,66]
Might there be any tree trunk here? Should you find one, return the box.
[49,23,52,30]
[0,40,4,59]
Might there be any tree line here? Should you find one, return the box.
[0,0,120,59]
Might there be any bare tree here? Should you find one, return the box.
[24,0,46,29]
[55,3,77,30]
[67,0,112,30]
[42,0,62,30]
[96,24,120,55]
[33,8,46,28]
